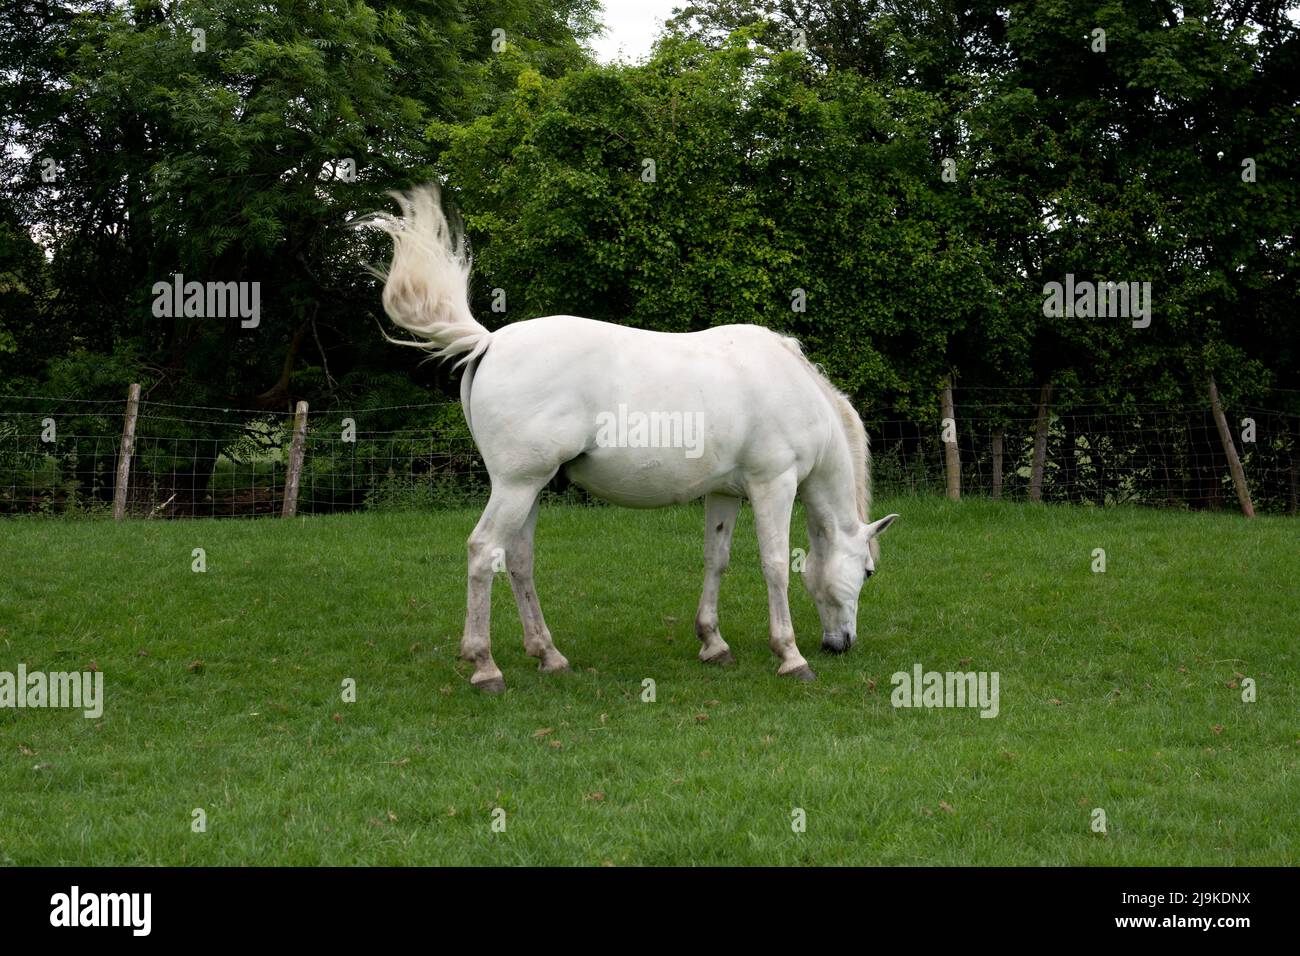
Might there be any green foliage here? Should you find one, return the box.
[363,471,488,511]
[0,213,48,385]
[440,35,991,411]
[0,0,599,412]
[442,3,1297,417]
[1,1,1296,454]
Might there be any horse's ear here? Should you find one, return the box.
[864,514,899,539]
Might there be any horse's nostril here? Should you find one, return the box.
[865,569,874,579]
[821,632,853,654]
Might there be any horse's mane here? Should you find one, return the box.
[776,335,871,523]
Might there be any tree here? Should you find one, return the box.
[0,0,600,409]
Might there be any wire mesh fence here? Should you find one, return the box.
[871,387,1299,513]
[0,396,487,518]
[2,386,1297,518]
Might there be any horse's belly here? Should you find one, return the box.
[564,450,740,508]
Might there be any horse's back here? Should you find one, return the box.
[481,315,804,386]
[467,316,835,503]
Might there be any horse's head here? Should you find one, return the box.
[803,513,898,654]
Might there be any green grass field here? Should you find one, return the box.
[0,497,1295,865]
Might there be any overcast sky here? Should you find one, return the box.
[590,0,684,63]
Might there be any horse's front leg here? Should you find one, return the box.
[696,493,741,665]
[506,498,570,673]
[462,479,547,692]
[746,472,815,681]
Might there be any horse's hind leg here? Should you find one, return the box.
[746,471,815,681]
[506,498,570,673]
[462,479,547,692]
[696,493,741,665]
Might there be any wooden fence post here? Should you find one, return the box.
[991,432,1004,501]
[1207,376,1254,518]
[940,377,961,500]
[1028,383,1052,502]
[112,383,141,521]
[281,400,310,518]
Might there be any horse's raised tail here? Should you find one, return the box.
[357,185,489,368]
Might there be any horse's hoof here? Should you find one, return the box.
[781,664,817,682]
[539,659,571,674]
[703,650,735,666]
[472,676,507,694]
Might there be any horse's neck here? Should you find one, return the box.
[801,431,860,543]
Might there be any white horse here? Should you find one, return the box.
[363,187,897,692]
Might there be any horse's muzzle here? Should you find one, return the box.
[821,631,854,654]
